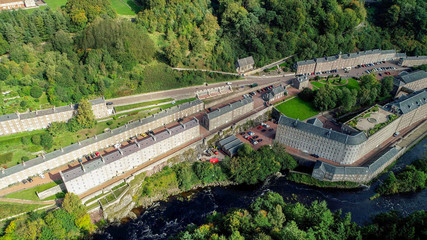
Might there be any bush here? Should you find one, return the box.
[106,120,113,126]
[21,156,29,162]
[30,86,43,98]
[21,136,30,145]
[20,101,27,108]
[40,133,53,149]
[31,135,41,145]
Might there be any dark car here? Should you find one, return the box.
[258,139,263,142]
[240,132,245,135]
[253,136,259,139]
[311,154,319,158]
[106,102,113,105]
[268,128,274,132]
[22,179,28,184]
[261,129,266,132]
[28,178,33,183]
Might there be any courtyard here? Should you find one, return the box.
[275,97,319,120]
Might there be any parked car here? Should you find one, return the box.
[253,136,259,139]
[244,135,250,139]
[39,174,45,179]
[311,154,319,158]
[106,102,113,105]
[22,179,28,184]
[258,139,263,142]
[268,129,274,132]
[261,129,267,132]
[28,178,33,183]
[257,125,263,129]
[240,132,246,135]
[248,131,255,136]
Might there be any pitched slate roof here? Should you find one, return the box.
[206,97,253,120]
[381,49,396,55]
[262,85,286,101]
[61,119,199,182]
[385,90,427,114]
[398,70,427,85]
[296,75,308,83]
[405,56,427,61]
[278,115,367,145]
[297,59,316,66]
[306,118,323,128]
[236,56,255,68]
[0,99,203,179]
[218,135,237,147]
[0,113,19,122]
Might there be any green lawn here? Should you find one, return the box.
[4,181,62,201]
[109,0,138,15]
[0,202,45,219]
[276,97,319,120]
[310,81,324,89]
[115,98,174,112]
[43,0,67,10]
[310,78,360,91]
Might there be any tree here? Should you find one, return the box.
[40,133,53,149]
[62,193,88,219]
[75,99,95,129]
[0,65,9,81]
[30,86,43,98]
[20,101,28,108]
[381,76,394,97]
[31,134,41,145]
[47,122,67,136]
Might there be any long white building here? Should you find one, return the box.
[0,98,111,136]
[0,99,204,190]
[61,119,200,195]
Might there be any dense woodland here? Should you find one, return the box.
[173,192,427,240]
[0,0,425,114]
[377,156,427,195]
[0,193,94,240]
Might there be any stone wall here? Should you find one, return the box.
[36,183,66,200]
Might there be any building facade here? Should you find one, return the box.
[393,70,427,93]
[0,99,204,190]
[275,90,426,165]
[312,147,400,183]
[292,75,309,90]
[296,49,401,75]
[236,56,255,73]
[0,0,35,10]
[0,98,111,136]
[61,119,200,195]
[261,85,287,103]
[399,56,427,67]
[201,97,254,131]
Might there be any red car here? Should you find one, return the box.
[210,158,219,163]
[257,125,263,129]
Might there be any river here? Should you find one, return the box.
[93,138,427,240]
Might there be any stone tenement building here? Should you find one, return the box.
[0,99,204,190]
[0,0,35,10]
[393,70,427,94]
[235,56,255,73]
[295,49,400,75]
[61,119,200,195]
[292,75,309,90]
[312,147,400,182]
[201,97,254,131]
[0,98,111,136]
[275,90,426,165]
[399,56,427,67]
[261,85,287,103]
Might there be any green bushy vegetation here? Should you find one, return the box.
[0,193,94,239]
[137,143,297,200]
[173,191,427,240]
[301,74,393,114]
[0,202,45,220]
[377,156,427,195]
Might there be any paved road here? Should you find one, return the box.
[109,76,294,106]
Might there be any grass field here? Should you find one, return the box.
[115,98,174,112]
[4,181,62,201]
[310,78,360,91]
[276,97,319,120]
[0,202,45,219]
[110,0,141,15]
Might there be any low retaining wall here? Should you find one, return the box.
[36,183,66,200]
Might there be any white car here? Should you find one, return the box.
[39,174,45,179]
[253,141,258,145]
[227,82,232,85]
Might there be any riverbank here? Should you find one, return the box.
[286,171,361,188]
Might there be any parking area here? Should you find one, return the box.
[236,120,278,150]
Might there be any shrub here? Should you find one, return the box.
[21,156,29,162]
[31,135,41,145]
[40,133,53,149]
[30,86,43,98]
[106,120,113,125]
[21,136,30,145]
[20,101,27,108]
